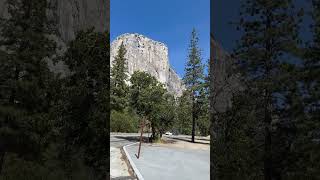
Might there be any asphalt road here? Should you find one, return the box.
[110,133,210,180]
[110,133,150,147]
[110,133,210,147]
[110,133,144,180]
[126,143,210,180]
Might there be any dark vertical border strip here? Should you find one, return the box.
[210,0,214,179]
[106,0,111,179]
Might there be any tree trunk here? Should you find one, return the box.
[191,95,196,143]
[264,110,272,180]
[0,149,5,175]
[151,125,156,141]
[264,10,273,180]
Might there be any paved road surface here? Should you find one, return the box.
[110,133,210,180]
[110,134,143,180]
[111,134,137,147]
[126,143,210,180]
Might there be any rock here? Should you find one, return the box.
[111,33,185,97]
[50,0,109,42]
[0,0,109,77]
[0,0,109,42]
[211,37,241,113]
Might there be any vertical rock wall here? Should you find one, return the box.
[0,0,109,42]
[111,33,185,97]
[211,37,241,113]
[0,0,109,76]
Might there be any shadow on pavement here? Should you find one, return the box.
[166,136,210,145]
[114,136,150,143]
[115,135,210,145]
[111,176,136,180]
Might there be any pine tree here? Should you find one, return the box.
[292,0,320,178]
[59,29,109,180]
[175,91,192,135]
[0,0,57,174]
[111,42,129,111]
[227,0,302,179]
[305,0,320,116]
[184,28,204,142]
[197,59,210,136]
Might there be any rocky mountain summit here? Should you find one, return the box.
[111,33,185,97]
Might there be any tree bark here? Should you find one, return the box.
[0,149,5,175]
[191,95,196,143]
[264,9,273,180]
[264,109,272,180]
[151,125,156,141]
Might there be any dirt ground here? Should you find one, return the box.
[110,147,131,178]
[154,135,210,151]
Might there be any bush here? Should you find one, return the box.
[197,115,210,136]
[110,110,139,133]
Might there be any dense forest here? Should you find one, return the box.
[211,0,320,179]
[0,1,108,179]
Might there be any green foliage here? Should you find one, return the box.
[174,91,192,135]
[183,28,205,142]
[129,71,166,117]
[212,0,306,179]
[197,114,210,136]
[290,1,320,178]
[150,94,176,136]
[111,42,129,111]
[1,147,94,180]
[129,71,170,139]
[213,90,264,180]
[58,28,109,180]
[0,1,110,179]
[110,69,177,136]
[110,110,139,133]
[0,0,59,176]
[197,60,210,136]
[184,28,204,92]
[174,69,209,137]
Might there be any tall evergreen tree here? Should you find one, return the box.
[305,0,320,116]
[59,29,109,180]
[175,91,192,135]
[184,28,204,142]
[212,0,303,179]
[197,59,210,136]
[292,0,320,178]
[111,42,129,111]
[0,0,57,174]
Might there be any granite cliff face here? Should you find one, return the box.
[50,0,109,75]
[0,0,109,75]
[111,33,185,97]
[51,0,109,42]
[211,37,242,113]
[0,0,109,42]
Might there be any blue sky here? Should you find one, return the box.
[111,0,210,78]
[212,0,313,52]
[211,0,241,52]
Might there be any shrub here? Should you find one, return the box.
[110,110,139,133]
